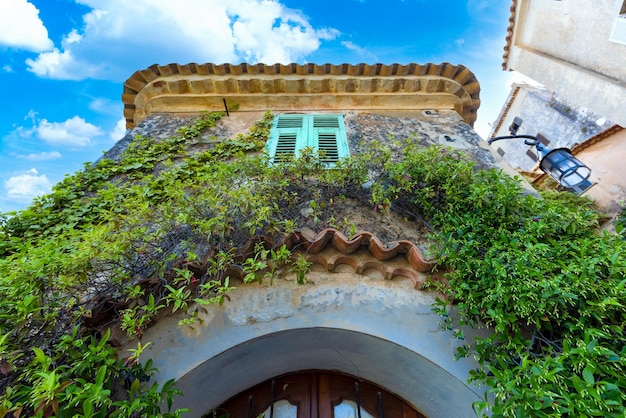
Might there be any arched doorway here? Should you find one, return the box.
[213,371,427,418]
[136,272,488,417]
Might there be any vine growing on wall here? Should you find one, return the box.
[0,110,386,417]
[371,145,626,417]
[0,110,624,417]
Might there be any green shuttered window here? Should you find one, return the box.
[267,114,349,166]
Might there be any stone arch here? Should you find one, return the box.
[135,266,486,418]
[176,328,477,418]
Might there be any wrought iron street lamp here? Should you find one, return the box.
[488,118,592,193]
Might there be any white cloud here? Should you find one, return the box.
[341,41,378,61]
[89,97,122,116]
[26,30,104,80]
[229,1,339,63]
[26,0,338,81]
[4,169,52,200]
[2,65,13,73]
[14,151,62,161]
[24,109,38,122]
[35,116,103,147]
[0,0,53,52]
[110,118,127,141]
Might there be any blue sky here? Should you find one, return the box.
[0,0,517,213]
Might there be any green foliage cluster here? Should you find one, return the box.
[0,111,281,417]
[615,203,626,239]
[372,145,626,417]
[1,111,624,417]
[0,110,370,417]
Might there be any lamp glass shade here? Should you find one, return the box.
[539,148,591,188]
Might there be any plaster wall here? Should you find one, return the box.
[133,271,488,418]
[577,129,626,213]
[508,0,626,126]
[516,0,626,80]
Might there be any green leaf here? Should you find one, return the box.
[83,399,94,417]
[611,250,620,265]
[586,339,597,353]
[130,378,141,395]
[582,366,595,385]
[32,347,48,365]
[95,365,107,386]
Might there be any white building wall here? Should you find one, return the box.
[507,0,626,126]
[132,271,489,418]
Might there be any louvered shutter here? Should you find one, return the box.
[311,115,349,165]
[267,114,349,166]
[267,115,307,163]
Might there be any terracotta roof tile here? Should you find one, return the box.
[502,1,518,70]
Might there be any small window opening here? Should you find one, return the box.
[266,114,350,166]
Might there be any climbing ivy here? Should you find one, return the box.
[372,145,626,417]
[1,111,624,417]
[0,110,370,417]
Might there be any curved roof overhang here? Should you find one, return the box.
[502,0,518,70]
[122,62,481,129]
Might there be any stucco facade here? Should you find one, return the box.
[503,0,626,127]
[572,127,626,214]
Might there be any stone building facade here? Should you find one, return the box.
[114,62,523,418]
[489,83,614,173]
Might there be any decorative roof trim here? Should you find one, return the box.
[294,227,434,271]
[502,0,518,70]
[122,62,481,128]
[570,125,624,154]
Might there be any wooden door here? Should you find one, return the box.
[213,371,426,418]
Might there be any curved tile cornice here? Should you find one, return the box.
[182,227,435,280]
[122,62,481,128]
[292,227,434,273]
[502,1,518,70]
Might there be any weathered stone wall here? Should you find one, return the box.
[491,84,614,171]
[102,109,519,180]
[345,110,501,171]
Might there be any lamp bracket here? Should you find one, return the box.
[487,134,541,145]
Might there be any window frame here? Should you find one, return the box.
[610,1,626,45]
[266,114,350,166]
